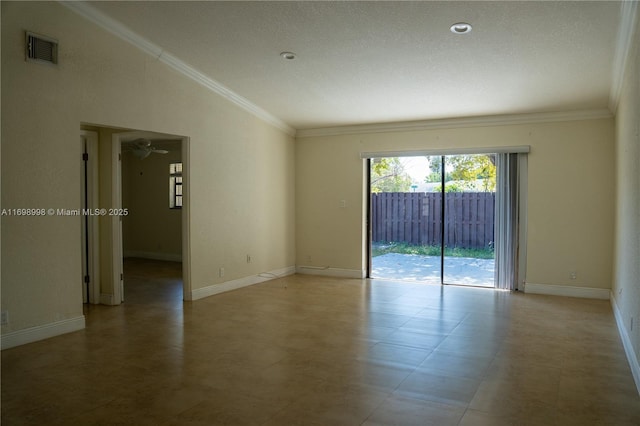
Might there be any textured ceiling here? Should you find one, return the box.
[87,1,623,130]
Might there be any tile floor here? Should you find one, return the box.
[2,258,639,425]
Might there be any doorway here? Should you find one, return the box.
[112,131,190,304]
[79,127,191,306]
[369,154,496,287]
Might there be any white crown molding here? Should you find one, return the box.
[609,0,639,114]
[59,1,296,136]
[296,109,613,138]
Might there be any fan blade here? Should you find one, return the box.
[151,149,169,154]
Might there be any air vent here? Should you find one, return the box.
[25,31,58,65]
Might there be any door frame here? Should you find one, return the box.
[111,133,124,303]
[366,159,373,278]
[80,130,101,304]
[111,131,191,304]
[364,146,529,287]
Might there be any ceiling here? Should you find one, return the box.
[84,1,626,131]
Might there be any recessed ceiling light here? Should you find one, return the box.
[280,51,297,60]
[450,23,472,34]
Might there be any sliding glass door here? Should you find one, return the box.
[369,154,496,287]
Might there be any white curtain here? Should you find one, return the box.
[494,153,521,290]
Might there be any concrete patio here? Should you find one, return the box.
[371,253,495,287]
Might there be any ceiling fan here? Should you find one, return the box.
[125,138,169,159]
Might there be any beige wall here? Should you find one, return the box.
[612,12,640,372]
[122,145,182,260]
[1,2,295,335]
[296,118,615,289]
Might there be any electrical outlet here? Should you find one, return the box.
[219,267,225,278]
[246,254,251,263]
[569,272,577,280]
[1,311,8,326]
[307,255,312,263]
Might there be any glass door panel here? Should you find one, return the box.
[442,154,496,287]
[369,156,442,284]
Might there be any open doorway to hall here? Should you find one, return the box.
[80,125,190,307]
[369,154,496,287]
[120,134,185,303]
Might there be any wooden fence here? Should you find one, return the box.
[371,192,495,249]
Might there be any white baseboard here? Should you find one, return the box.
[191,266,296,301]
[1,316,85,350]
[295,266,365,279]
[124,250,182,262]
[100,293,117,306]
[611,292,640,395]
[524,283,610,299]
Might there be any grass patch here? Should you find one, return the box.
[372,242,494,259]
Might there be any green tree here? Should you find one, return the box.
[371,158,412,193]
[448,155,496,191]
[424,156,452,183]
[425,155,496,191]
